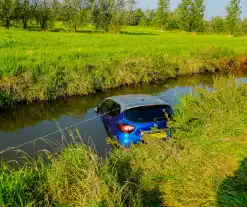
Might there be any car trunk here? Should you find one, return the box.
[124,105,172,134]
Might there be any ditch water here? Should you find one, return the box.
[1,72,247,162]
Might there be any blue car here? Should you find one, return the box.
[95,94,173,147]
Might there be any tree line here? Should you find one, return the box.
[133,0,245,35]
[0,0,246,35]
[0,0,136,32]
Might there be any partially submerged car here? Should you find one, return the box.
[95,94,173,147]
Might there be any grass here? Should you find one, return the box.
[0,76,247,207]
[1,26,247,107]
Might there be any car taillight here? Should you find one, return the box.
[118,124,135,133]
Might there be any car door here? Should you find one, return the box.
[107,101,121,136]
[99,99,112,128]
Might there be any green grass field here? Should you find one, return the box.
[0,26,247,107]
[0,77,247,207]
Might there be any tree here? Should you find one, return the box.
[125,0,135,24]
[99,0,116,32]
[62,0,80,31]
[179,0,193,31]
[0,0,16,29]
[91,0,99,27]
[130,8,145,26]
[32,0,59,30]
[178,0,205,32]
[166,8,181,30]
[208,16,225,33]
[226,0,241,35]
[193,0,205,31]
[62,0,91,32]
[91,0,130,32]
[241,18,247,35]
[155,0,169,30]
[145,9,156,26]
[15,0,31,29]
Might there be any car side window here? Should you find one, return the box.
[99,100,109,114]
[100,100,121,117]
[108,101,121,117]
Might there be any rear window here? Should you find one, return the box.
[125,105,172,123]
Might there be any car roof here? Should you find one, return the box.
[108,94,169,112]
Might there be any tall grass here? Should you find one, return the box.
[0,78,247,206]
[0,27,247,107]
[0,158,47,206]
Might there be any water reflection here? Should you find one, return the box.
[0,74,215,132]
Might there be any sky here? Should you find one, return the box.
[136,0,247,20]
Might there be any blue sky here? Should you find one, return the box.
[137,0,247,20]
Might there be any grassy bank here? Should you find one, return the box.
[1,26,247,107]
[1,77,247,207]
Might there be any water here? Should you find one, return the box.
[0,73,247,162]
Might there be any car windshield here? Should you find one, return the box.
[125,105,172,123]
